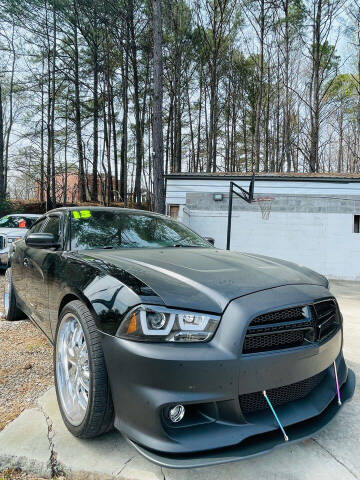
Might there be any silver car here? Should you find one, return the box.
[0,214,41,269]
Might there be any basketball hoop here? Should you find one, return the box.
[253,196,274,220]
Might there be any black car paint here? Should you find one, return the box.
[11,209,328,339]
[75,247,329,314]
[13,244,329,339]
[8,206,355,467]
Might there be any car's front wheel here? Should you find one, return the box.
[54,300,114,438]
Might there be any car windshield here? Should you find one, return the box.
[70,210,211,250]
[0,215,37,228]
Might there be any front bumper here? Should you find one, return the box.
[126,367,355,468]
[101,284,355,466]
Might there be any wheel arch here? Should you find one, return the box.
[58,293,80,317]
[57,291,97,323]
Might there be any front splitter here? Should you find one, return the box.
[125,368,355,469]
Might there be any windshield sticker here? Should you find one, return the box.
[72,210,92,219]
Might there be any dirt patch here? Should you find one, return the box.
[0,274,54,432]
[0,468,49,480]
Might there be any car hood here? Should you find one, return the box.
[78,248,328,314]
[0,228,27,236]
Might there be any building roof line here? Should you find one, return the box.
[165,172,360,183]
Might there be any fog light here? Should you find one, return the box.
[169,404,185,423]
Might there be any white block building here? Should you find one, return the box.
[165,172,360,280]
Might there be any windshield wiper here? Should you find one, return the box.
[172,244,203,248]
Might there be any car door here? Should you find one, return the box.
[11,216,48,310]
[23,213,64,339]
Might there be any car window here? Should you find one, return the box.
[26,217,40,228]
[29,218,48,234]
[43,216,61,242]
[70,210,210,250]
[0,215,34,228]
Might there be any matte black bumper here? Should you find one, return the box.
[101,285,355,465]
[125,368,355,468]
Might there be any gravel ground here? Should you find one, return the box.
[0,468,49,480]
[0,274,53,432]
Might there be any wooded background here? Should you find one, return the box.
[0,0,359,213]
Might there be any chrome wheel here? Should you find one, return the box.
[56,313,90,426]
[4,269,10,317]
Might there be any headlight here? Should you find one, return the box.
[116,305,220,342]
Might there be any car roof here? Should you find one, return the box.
[6,214,41,218]
[47,206,166,218]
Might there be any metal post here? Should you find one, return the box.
[249,172,255,201]
[226,182,233,250]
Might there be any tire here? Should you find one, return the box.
[3,267,24,321]
[54,300,114,438]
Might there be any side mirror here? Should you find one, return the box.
[25,233,59,249]
[204,237,215,246]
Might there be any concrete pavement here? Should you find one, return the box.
[0,280,359,479]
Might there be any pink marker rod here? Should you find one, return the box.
[333,361,342,406]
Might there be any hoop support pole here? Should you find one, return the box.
[226,175,255,250]
[226,182,233,250]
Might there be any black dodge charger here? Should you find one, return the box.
[4,206,355,467]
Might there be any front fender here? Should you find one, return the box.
[54,255,164,337]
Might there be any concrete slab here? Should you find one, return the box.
[0,408,51,477]
[0,280,359,479]
[0,388,164,479]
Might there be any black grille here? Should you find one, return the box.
[243,300,340,354]
[313,299,339,343]
[239,370,326,414]
[243,329,305,353]
[250,306,305,326]
[0,236,3,249]
[243,305,312,354]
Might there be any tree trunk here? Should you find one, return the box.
[64,93,68,205]
[129,1,143,208]
[105,39,113,205]
[45,0,52,209]
[73,0,86,202]
[120,23,129,206]
[0,84,5,201]
[91,4,99,201]
[187,85,195,172]
[4,22,16,193]
[309,0,322,173]
[50,0,57,208]
[110,82,118,194]
[152,0,165,213]
[40,54,45,203]
[254,0,265,172]
[208,62,217,172]
[338,111,343,172]
[196,68,203,172]
[173,57,182,172]
[283,0,291,172]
